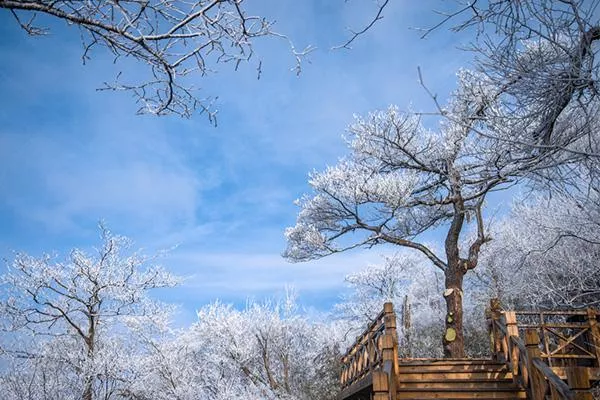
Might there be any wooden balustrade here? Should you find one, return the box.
[487,299,599,400]
[339,302,399,400]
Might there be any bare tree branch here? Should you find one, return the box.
[332,0,390,50]
[0,0,308,122]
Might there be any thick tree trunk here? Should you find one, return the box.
[443,167,469,358]
[443,263,465,358]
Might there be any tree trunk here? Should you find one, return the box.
[83,314,96,400]
[443,167,468,358]
[83,382,93,400]
[443,262,466,358]
[83,339,94,400]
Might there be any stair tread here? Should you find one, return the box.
[398,366,509,373]
[397,372,513,377]
[400,358,496,361]
[399,378,517,383]
[397,387,525,392]
[396,390,528,399]
[398,364,508,368]
[399,393,527,400]
[400,358,500,364]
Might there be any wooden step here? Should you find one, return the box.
[397,370,514,381]
[399,358,499,365]
[394,359,526,399]
[396,388,527,399]
[398,363,508,373]
[398,379,519,390]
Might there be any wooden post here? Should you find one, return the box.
[566,367,592,400]
[585,308,600,368]
[505,311,519,378]
[487,298,502,361]
[372,370,389,400]
[382,302,398,400]
[525,328,546,400]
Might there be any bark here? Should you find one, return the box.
[443,262,466,358]
[82,339,94,400]
[83,309,96,400]
[443,167,467,358]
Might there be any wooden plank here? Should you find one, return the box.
[518,323,595,329]
[532,358,575,400]
[541,354,596,359]
[397,380,519,390]
[586,308,600,368]
[372,370,388,392]
[399,358,502,364]
[551,367,600,380]
[397,364,508,373]
[525,328,547,400]
[337,373,373,400]
[505,311,520,380]
[395,389,527,399]
[395,371,514,381]
[516,311,591,316]
[567,367,592,400]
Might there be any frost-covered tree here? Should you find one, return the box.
[336,253,445,357]
[351,0,600,159]
[452,0,600,150]
[423,0,600,214]
[336,253,491,358]
[132,296,343,400]
[478,193,600,310]
[284,70,528,357]
[0,225,178,400]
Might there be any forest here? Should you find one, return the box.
[0,1,599,399]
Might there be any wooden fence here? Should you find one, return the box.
[338,300,599,400]
[487,299,600,400]
[339,302,399,400]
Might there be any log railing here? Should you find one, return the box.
[487,299,599,400]
[340,302,399,400]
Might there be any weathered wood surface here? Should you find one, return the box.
[339,302,398,399]
[487,299,599,400]
[338,300,600,400]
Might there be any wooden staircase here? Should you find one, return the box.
[338,301,600,400]
[396,359,527,399]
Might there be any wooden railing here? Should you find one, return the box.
[339,302,399,400]
[487,299,599,400]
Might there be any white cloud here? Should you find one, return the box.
[0,121,207,233]
[173,249,396,293]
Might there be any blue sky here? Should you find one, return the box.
[0,1,484,324]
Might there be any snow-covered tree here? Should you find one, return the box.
[0,225,178,400]
[284,70,528,357]
[336,252,491,358]
[336,253,445,357]
[461,1,600,146]
[132,295,343,400]
[478,193,600,310]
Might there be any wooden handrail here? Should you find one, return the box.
[487,299,597,400]
[532,358,575,400]
[341,308,387,363]
[339,302,398,399]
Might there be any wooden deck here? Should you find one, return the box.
[338,301,600,400]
